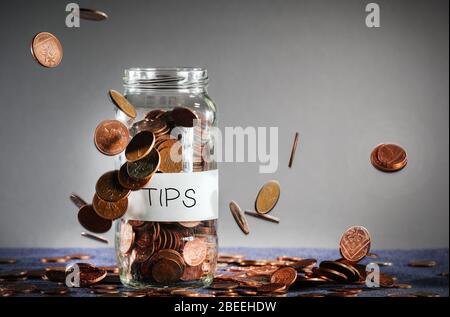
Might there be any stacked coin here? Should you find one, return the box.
[118,220,217,286]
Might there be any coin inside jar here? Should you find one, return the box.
[30,32,63,68]
[92,194,128,220]
[255,180,280,214]
[125,131,155,162]
[109,90,137,119]
[95,170,130,202]
[158,146,183,173]
[171,107,199,127]
[183,238,207,267]
[94,120,129,156]
[127,148,160,180]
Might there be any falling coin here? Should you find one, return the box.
[30,32,63,68]
[371,143,407,172]
[109,90,137,119]
[118,162,151,190]
[94,120,129,156]
[229,201,250,234]
[92,193,128,220]
[244,210,280,223]
[288,132,299,168]
[79,8,108,21]
[255,180,280,214]
[127,148,160,180]
[339,226,371,263]
[408,260,437,268]
[81,231,109,244]
[95,170,130,202]
[0,258,16,264]
[125,131,155,162]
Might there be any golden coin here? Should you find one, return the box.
[92,194,128,220]
[255,180,280,214]
[125,131,155,162]
[109,90,137,119]
[31,32,63,68]
[95,170,130,202]
[158,146,183,173]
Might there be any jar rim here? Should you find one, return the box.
[123,67,208,90]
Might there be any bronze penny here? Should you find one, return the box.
[255,180,280,214]
[257,283,287,293]
[171,107,199,127]
[158,145,183,173]
[229,201,250,234]
[118,162,151,190]
[0,258,16,264]
[152,257,184,284]
[127,148,160,180]
[180,264,203,281]
[94,120,129,156]
[183,238,207,267]
[119,222,134,255]
[316,267,348,283]
[125,131,155,162]
[95,170,130,202]
[288,132,300,168]
[270,267,298,286]
[109,90,137,119]
[77,263,107,286]
[92,194,128,220]
[319,261,359,282]
[79,8,108,21]
[78,204,112,233]
[145,109,166,120]
[244,210,280,223]
[178,221,201,228]
[339,226,371,263]
[31,32,63,68]
[81,232,109,244]
[408,260,437,268]
[371,143,407,172]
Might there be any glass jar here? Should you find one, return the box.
[114,67,218,288]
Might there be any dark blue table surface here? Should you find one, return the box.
[0,248,448,297]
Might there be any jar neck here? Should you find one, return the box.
[123,67,208,94]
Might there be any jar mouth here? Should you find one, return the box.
[124,67,208,90]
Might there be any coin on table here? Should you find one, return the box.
[371,143,407,172]
[95,170,130,202]
[30,32,63,68]
[125,131,155,162]
[270,267,297,286]
[171,107,199,127]
[159,146,183,173]
[257,283,287,293]
[0,258,16,264]
[319,261,359,282]
[183,238,207,267]
[94,120,129,156]
[229,201,250,234]
[77,263,107,286]
[408,260,437,268]
[339,225,371,263]
[255,180,280,214]
[127,148,160,180]
[118,162,151,190]
[92,194,128,220]
[109,90,137,119]
[79,8,108,21]
[78,204,112,233]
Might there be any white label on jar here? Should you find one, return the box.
[124,169,218,222]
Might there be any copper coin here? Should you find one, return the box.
[151,257,184,284]
[77,263,107,286]
[40,287,69,296]
[128,219,145,228]
[78,204,112,233]
[127,148,160,180]
[229,201,250,234]
[145,109,166,120]
[257,283,286,293]
[319,261,359,282]
[244,210,280,223]
[30,32,63,68]
[81,231,109,244]
[183,238,207,267]
[0,258,16,264]
[158,146,183,173]
[92,193,128,220]
[0,270,27,279]
[95,170,130,202]
[79,8,108,21]
[288,132,300,168]
[43,267,66,282]
[371,143,407,172]
[125,131,155,162]
[315,267,348,283]
[118,162,151,190]
[40,257,67,263]
[408,260,437,268]
[380,272,396,288]
[94,120,129,156]
[255,180,280,214]
[119,222,135,255]
[178,221,201,228]
[171,107,199,128]
[339,226,371,263]
[209,281,239,290]
[66,254,92,260]
[270,267,298,286]
[180,264,203,281]
[109,90,137,119]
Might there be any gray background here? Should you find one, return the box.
[0,0,448,249]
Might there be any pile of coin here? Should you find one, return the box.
[118,220,217,286]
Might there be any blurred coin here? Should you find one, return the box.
[395,283,412,289]
[127,148,160,180]
[109,90,137,119]
[40,257,67,263]
[288,132,299,168]
[0,258,16,264]
[339,226,371,263]
[171,107,199,127]
[78,204,112,233]
[255,180,280,214]
[4,283,37,294]
[92,193,128,220]
[65,254,92,260]
[209,281,239,290]
[95,170,130,202]
[408,260,437,268]
[0,270,27,280]
[94,120,129,156]
[40,287,69,296]
[244,210,280,223]
[119,222,134,255]
[257,283,286,293]
[30,32,63,68]
[229,201,249,234]
[125,131,155,162]
[81,231,109,244]
[79,8,108,21]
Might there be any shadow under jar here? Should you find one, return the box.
[114,68,218,288]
